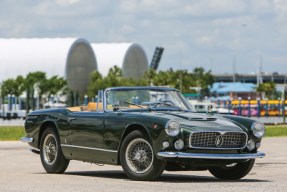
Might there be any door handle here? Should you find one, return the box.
[68,117,76,122]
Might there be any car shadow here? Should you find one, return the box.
[63,170,270,183]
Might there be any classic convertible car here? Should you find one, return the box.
[21,86,265,181]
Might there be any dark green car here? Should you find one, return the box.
[21,86,265,181]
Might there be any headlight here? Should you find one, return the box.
[251,122,265,138]
[165,120,181,136]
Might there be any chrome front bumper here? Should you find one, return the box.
[157,151,266,160]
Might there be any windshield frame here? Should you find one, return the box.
[103,86,192,112]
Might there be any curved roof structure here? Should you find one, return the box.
[0,38,97,95]
[0,39,149,98]
[92,43,148,80]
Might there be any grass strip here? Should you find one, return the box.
[265,125,287,137]
[0,125,287,141]
[0,126,25,141]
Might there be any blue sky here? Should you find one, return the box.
[1,0,287,74]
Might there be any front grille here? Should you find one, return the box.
[189,131,247,149]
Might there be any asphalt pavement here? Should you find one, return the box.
[0,137,286,192]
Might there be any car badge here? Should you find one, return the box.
[215,135,223,147]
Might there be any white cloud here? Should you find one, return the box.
[0,0,287,74]
[55,0,80,6]
[118,25,135,34]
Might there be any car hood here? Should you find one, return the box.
[142,111,245,132]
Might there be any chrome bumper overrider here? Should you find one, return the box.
[20,137,34,143]
[20,137,40,154]
[157,151,266,160]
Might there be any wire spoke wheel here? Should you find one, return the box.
[120,130,165,180]
[40,128,70,174]
[43,133,58,165]
[125,138,154,174]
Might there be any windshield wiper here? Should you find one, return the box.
[150,101,184,111]
[124,101,144,108]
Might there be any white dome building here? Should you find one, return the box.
[92,43,148,80]
[0,39,149,98]
[0,38,97,95]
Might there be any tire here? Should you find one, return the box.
[120,130,166,181]
[40,127,70,174]
[209,159,255,180]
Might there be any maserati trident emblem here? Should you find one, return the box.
[215,135,223,147]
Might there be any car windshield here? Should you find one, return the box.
[105,88,192,111]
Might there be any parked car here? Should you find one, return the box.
[21,86,265,181]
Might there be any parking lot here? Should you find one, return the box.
[0,137,287,192]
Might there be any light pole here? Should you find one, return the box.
[248,97,251,118]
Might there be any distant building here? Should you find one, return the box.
[214,73,286,84]
[91,43,148,80]
[210,82,257,100]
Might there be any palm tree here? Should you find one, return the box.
[24,72,46,113]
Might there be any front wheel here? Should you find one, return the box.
[209,159,255,180]
[120,130,166,180]
[40,128,70,174]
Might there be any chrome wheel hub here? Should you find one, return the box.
[43,134,58,165]
[126,138,154,174]
[134,150,147,162]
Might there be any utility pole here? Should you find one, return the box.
[233,55,236,82]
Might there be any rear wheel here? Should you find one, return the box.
[120,130,166,180]
[40,127,69,173]
[209,159,255,180]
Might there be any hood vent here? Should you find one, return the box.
[188,117,217,121]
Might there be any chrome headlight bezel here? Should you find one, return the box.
[251,122,265,138]
[165,120,181,137]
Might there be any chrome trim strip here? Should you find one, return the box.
[188,131,248,150]
[61,144,117,153]
[157,151,266,160]
[20,137,34,143]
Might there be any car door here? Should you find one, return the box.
[65,111,107,163]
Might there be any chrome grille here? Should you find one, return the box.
[189,131,247,149]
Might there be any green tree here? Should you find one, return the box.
[191,67,214,97]
[0,75,25,114]
[257,82,276,99]
[87,66,215,101]
[0,75,25,101]
[39,76,67,96]
[87,66,139,98]
[87,71,105,97]
[1,79,18,97]
[142,69,157,86]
